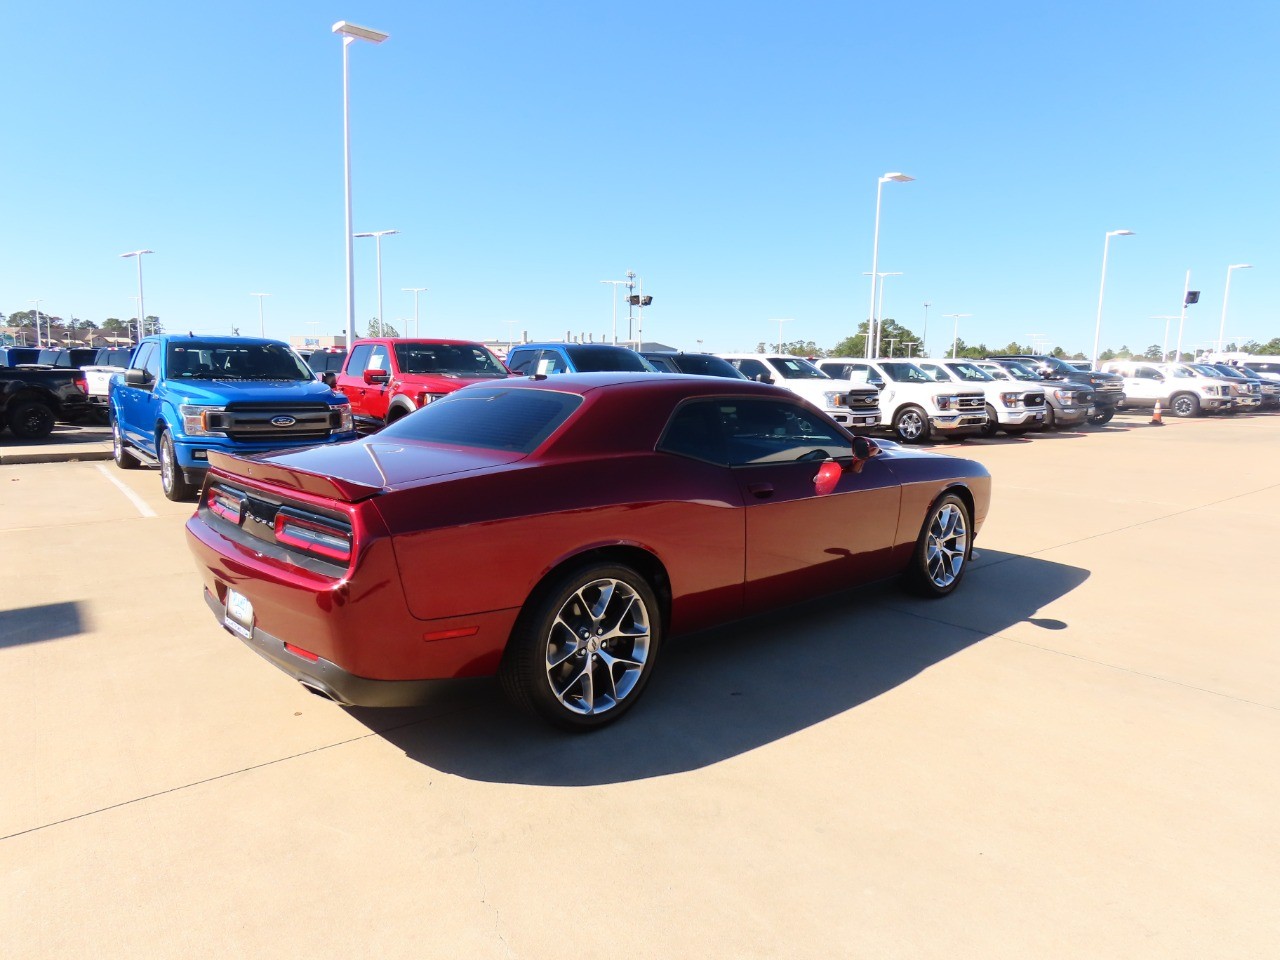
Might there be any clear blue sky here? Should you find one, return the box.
[3,1,1275,357]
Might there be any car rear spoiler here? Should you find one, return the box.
[206,450,384,502]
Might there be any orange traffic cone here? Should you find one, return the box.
[1150,400,1164,426]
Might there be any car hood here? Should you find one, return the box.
[170,380,339,404]
[207,438,526,501]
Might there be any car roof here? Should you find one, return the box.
[511,342,637,352]
[350,338,486,346]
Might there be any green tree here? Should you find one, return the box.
[830,318,923,359]
[1141,344,1162,360]
[366,319,400,337]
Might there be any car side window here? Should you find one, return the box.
[346,344,373,374]
[367,347,390,372]
[657,400,731,465]
[537,350,568,375]
[734,359,770,380]
[505,349,534,374]
[724,398,852,466]
[132,343,154,374]
[142,344,162,381]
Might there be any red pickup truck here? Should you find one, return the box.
[334,338,510,432]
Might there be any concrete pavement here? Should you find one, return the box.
[1,409,1277,958]
[0,421,112,465]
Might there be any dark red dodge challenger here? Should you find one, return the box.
[187,373,991,729]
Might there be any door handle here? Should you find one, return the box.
[747,482,774,499]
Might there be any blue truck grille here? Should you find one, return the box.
[215,402,339,442]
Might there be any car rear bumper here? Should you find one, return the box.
[203,589,441,707]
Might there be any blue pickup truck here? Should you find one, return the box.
[110,335,356,500]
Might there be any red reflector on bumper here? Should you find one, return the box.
[284,643,320,662]
[422,626,479,643]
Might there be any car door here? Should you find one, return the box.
[1128,365,1161,403]
[722,397,903,612]
[336,344,374,417]
[117,342,157,448]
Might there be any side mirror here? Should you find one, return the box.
[364,368,390,385]
[124,368,151,386]
[754,373,774,384]
[321,372,338,389]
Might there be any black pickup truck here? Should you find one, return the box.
[0,367,91,439]
[986,354,1126,424]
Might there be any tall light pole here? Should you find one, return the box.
[120,249,153,344]
[944,313,972,358]
[599,279,630,345]
[864,172,914,359]
[402,287,428,337]
[249,292,270,337]
[26,299,42,347]
[128,297,141,343]
[503,320,518,354]
[886,337,899,357]
[334,21,389,348]
[1150,316,1180,362]
[1174,270,1196,362]
[1217,264,1253,353]
[862,271,902,356]
[770,318,793,353]
[354,229,399,336]
[922,302,931,357]
[1090,229,1135,370]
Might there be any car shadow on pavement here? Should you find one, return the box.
[352,549,1089,785]
[0,601,87,649]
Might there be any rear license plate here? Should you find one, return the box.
[1034,413,1044,421]
[224,588,254,640]
[865,416,876,425]
[1087,406,1096,415]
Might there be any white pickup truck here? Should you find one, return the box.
[80,347,134,421]
[717,354,882,432]
[817,357,987,443]
[1099,361,1235,417]
[916,358,1046,436]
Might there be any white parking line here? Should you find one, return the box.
[95,464,157,518]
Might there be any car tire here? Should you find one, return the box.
[8,399,56,439]
[981,404,999,438]
[893,405,931,444]
[159,430,197,501]
[112,419,141,469]
[905,492,972,599]
[1170,393,1200,418]
[1043,405,1057,430]
[1087,407,1114,426]
[500,562,663,731]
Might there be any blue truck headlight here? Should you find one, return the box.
[180,404,228,437]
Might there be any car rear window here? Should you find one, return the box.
[380,387,583,453]
[564,347,653,372]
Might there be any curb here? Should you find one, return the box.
[0,444,115,465]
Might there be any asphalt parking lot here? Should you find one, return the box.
[2,409,1277,959]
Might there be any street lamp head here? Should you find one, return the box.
[120,250,153,258]
[1107,229,1135,237]
[332,21,389,44]
[1229,263,1253,270]
[882,172,914,183]
[354,229,399,238]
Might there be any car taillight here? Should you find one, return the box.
[206,485,245,524]
[273,508,353,563]
[73,374,88,395]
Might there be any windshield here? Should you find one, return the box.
[766,357,828,380]
[565,346,656,372]
[880,362,934,383]
[946,362,993,382]
[657,354,747,378]
[393,343,507,378]
[1039,356,1079,376]
[997,361,1041,381]
[1209,365,1247,379]
[380,386,582,453]
[167,342,312,381]
[1190,364,1224,377]
[1166,365,1194,378]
